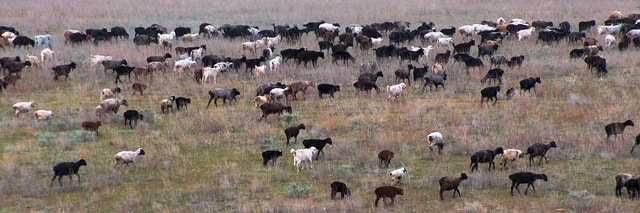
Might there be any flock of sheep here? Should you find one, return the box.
[3,8,640,207]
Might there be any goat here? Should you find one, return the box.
[207,88,241,107]
[386,82,407,102]
[262,150,282,167]
[52,62,77,81]
[605,120,634,143]
[258,102,292,122]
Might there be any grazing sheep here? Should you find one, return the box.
[481,68,504,85]
[207,88,241,108]
[480,86,501,105]
[625,178,640,199]
[317,83,341,98]
[146,53,172,63]
[12,36,35,48]
[173,58,197,74]
[394,67,411,85]
[81,121,102,135]
[499,149,524,170]
[439,173,469,200]
[160,96,176,113]
[99,98,128,115]
[525,141,558,166]
[262,150,282,167]
[123,110,143,128]
[34,110,53,120]
[427,132,445,153]
[579,20,596,32]
[52,61,77,81]
[374,186,403,207]
[584,55,607,75]
[358,71,384,83]
[100,87,121,101]
[12,101,36,117]
[258,102,292,122]
[290,147,317,171]
[25,54,40,67]
[489,55,509,68]
[507,55,525,67]
[289,80,316,101]
[285,124,305,146]
[386,82,407,102]
[50,159,87,187]
[605,120,634,143]
[616,173,634,197]
[131,82,148,95]
[330,182,351,200]
[631,134,640,153]
[378,150,394,168]
[422,73,447,93]
[101,59,128,74]
[303,138,333,160]
[114,148,146,169]
[509,172,548,196]
[4,61,31,75]
[269,87,292,103]
[353,80,380,96]
[175,97,191,110]
[389,166,408,184]
[470,147,504,172]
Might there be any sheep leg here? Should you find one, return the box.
[439,190,445,200]
[50,175,58,187]
[375,197,381,207]
[511,183,521,195]
[454,188,460,198]
[76,173,81,183]
[206,96,215,108]
[525,183,536,195]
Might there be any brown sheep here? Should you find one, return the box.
[3,74,21,88]
[194,68,203,83]
[374,186,403,207]
[439,173,468,200]
[284,123,305,146]
[133,66,150,80]
[289,80,316,101]
[175,46,186,56]
[378,150,394,168]
[81,121,102,135]
[583,37,598,46]
[356,34,372,50]
[132,82,148,95]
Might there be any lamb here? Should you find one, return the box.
[262,150,283,167]
[123,110,143,128]
[285,124,305,146]
[160,96,176,113]
[269,56,282,72]
[81,121,102,135]
[439,173,469,200]
[389,166,408,184]
[330,181,351,200]
[616,173,634,197]
[12,101,36,117]
[50,159,87,187]
[254,65,267,76]
[517,27,536,41]
[470,147,504,172]
[173,58,197,74]
[422,73,447,93]
[114,148,146,169]
[202,67,221,84]
[207,88,241,108]
[34,110,53,120]
[386,82,407,102]
[52,62,77,81]
[378,150,394,168]
[605,34,617,47]
[317,83,341,98]
[25,54,40,67]
[374,186,403,207]
[605,120,634,143]
[258,102,292,122]
[597,24,623,35]
[290,147,318,171]
[509,172,548,196]
[175,97,191,110]
[525,141,558,166]
[302,138,333,160]
[427,132,445,153]
[499,149,524,170]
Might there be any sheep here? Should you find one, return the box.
[173,58,197,74]
[123,110,143,128]
[147,62,167,73]
[190,47,205,61]
[439,173,469,200]
[358,71,384,83]
[605,120,634,143]
[584,55,607,75]
[262,150,283,167]
[51,61,77,81]
[207,88,241,108]
[99,98,128,115]
[12,36,35,48]
[389,166,408,184]
[631,134,640,153]
[254,65,267,76]
[269,56,282,72]
[378,150,394,168]
[290,147,318,171]
[616,173,634,197]
[374,186,403,207]
[353,80,380,95]
[175,97,191,111]
[269,87,292,103]
[114,148,146,169]
[253,95,271,108]
[244,56,266,73]
[579,20,596,32]
[100,87,121,101]
[517,27,536,41]
[50,159,87,187]
[285,124,305,146]
[317,83,340,98]
[3,74,20,88]
[146,53,172,63]
[160,96,176,113]
[427,132,445,154]
[181,33,199,42]
[453,40,475,54]
[202,67,221,84]
[597,24,623,35]
[394,67,411,86]
[4,61,31,75]
[489,55,509,68]
[330,181,351,200]
[424,31,448,43]
[422,73,447,93]
[81,121,102,135]
[499,149,524,170]
[113,65,135,84]
[605,34,617,47]
[509,172,548,196]
[386,83,407,102]
[12,101,36,117]
[258,102,292,122]
[303,138,333,160]
[519,77,541,95]
[525,141,558,166]
[625,178,640,199]
[100,59,127,74]
[331,51,356,65]
[25,54,40,67]
[34,110,53,120]
[470,147,504,172]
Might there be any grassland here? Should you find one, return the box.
[1,0,640,212]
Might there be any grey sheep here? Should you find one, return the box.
[525,141,557,166]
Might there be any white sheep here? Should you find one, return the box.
[604,34,617,47]
[203,25,220,37]
[266,35,282,47]
[290,147,317,171]
[247,27,260,37]
[597,24,622,35]
[371,37,384,47]
[424,31,448,43]
[386,83,407,102]
[100,88,120,101]
[437,37,454,47]
[173,58,197,74]
[510,18,528,25]
[254,65,267,76]
[114,148,146,169]
[499,149,524,170]
[40,48,56,63]
[34,34,51,46]
[427,132,445,153]
[269,56,282,72]
[34,110,53,120]
[158,31,176,44]
[517,27,535,41]
[319,23,340,32]
[147,61,167,73]
[389,166,408,184]
[270,87,290,103]
[99,98,128,116]
[181,33,199,42]
[213,62,233,72]
[457,25,475,38]
[190,47,205,61]
[1,32,16,40]
[25,54,41,67]
[90,54,113,70]
[12,101,36,117]
[202,67,221,84]
[627,29,640,38]
[497,17,506,25]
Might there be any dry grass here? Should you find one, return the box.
[1,0,640,211]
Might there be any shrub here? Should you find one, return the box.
[35,131,56,147]
[62,130,97,144]
[286,182,309,198]
[281,114,298,124]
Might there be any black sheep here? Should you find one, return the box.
[303,138,332,160]
[440,26,456,37]
[207,88,241,108]
[358,71,384,83]
[507,55,525,67]
[489,55,509,68]
[114,65,135,84]
[285,124,306,146]
[133,35,158,46]
[631,133,640,153]
[175,97,191,110]
[331,51,356,65]
[123,110,143,128]
[439,173,469,200]
[462,56,484,72]
[477,43,499,58]
[578,20,596,32]
[52,62,77,81]
[624,178,640,199]
[12,36,35,48]
[146,53,172,63]
[330,181,351,200]
[258,102,292,122]
[256,82,286,96]
[5,61,31,75]
[50,159,87,187]
[398,48,424,64]
[519,77,541,95]
[470,147,504,172]
[615,173,634,197]
[531,20,553,29]
[569,48,584,59]
[244,56,265,74]
[317,84,341,98]
[378,150,394,168]
[525,141,557,166]
[374,186,403,207]
[410,64,428,82]
[101,59,128,74]
[584,55,607,75]
[480,68,504,85]
[454,40,475,54]
[110,26,129,40]
[394,67,411,86]
[318,41,333,52]
[605,120,634,143]
[480,86,501,106]
[296,50,324,68]
[434,50,451,64]
[261,150,282,166]
[506,88,515,100]
[280,48,306,62]
[509,172,548,196]
[174,27,191,37]
[353,80,380,95]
